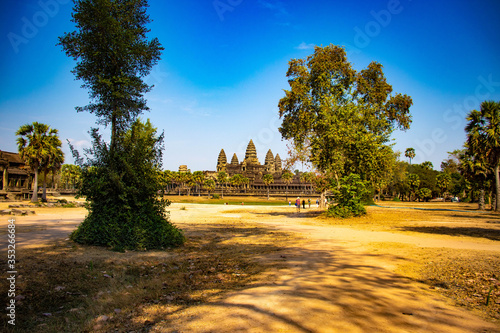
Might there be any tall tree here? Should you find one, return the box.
[278,45,412,215]
[262,174,274,200]
[465,101,500,211]
[58,0,163,151]
[16,122,61,202]
[60,1,183,250]
[405,148,416,165]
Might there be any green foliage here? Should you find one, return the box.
[58,0,163,141]
[405,148,415,164]
[212,194,220,199]
[465,100,500,211]
[16,122,63,202]
[327,174,369,218]
[416,187,432,202]
[70,119,184,250]
[278,45,412,205]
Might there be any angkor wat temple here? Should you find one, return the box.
[209,139,313,196]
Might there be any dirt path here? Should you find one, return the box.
[158,204,500,332]
[1,203,499,332]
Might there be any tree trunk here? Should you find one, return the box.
[320,190,327,209]
[495,164,500,212]
[285,184,288,202]
[267,186,270,200]
[42,170,48,202]
[32,167,39,202]
[479,188,485,210]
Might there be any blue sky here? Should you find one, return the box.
[1,0,500,171]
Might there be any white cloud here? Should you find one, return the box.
[296,42,315,50]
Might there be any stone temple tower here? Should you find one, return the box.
[231,153,239,165]
[217,149,227,172]
[244,139,260,165]
[274,154,282,173]
[265,149,275,172]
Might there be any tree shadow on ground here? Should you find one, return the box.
[398,226,500,241]
[154,238,495,332]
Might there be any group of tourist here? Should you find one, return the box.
[289,197,325,212]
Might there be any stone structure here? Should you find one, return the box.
[173,140,315,197]
[211,140,312,196]
[0,150,34,199]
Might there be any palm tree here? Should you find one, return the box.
[40,137,64,201]
[466,101,500,211]
[203,178,215,199]
[192,171,205,196]
[460,152,489,210]
[229,174,243,194]
[406,173,420,202]
[241,176,249,194]
[282,170,294,202]
[405,148,416,165]
[262,174,274,200]
[436,173,451,200]
[217,171,228,198]
[16,122,61,202]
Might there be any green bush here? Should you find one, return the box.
[70,120,184,250]
[392,196,401,202]
[327,174,369,218]
[212,194,220,199]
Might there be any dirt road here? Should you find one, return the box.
[1,203,499,332]
[159,204,500,333]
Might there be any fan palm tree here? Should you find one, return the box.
[262,174,274,200]
[405,148,416,165]
[203,178,215,199]
[282,170,294,202]
[40,136,64,201]
[466,101,500,211]
[192,171,205,196]
[16,122,61,202]
[217,171,228,198]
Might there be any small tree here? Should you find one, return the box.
[328,174,369,218]
[406,173,420,202]
[416,187,432,202]
[262,174,274,200]
[70,119,184,250]
[436,173,451,199]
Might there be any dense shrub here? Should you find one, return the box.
[327,174,369,218]
[70,120,184,250]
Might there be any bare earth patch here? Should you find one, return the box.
[1,201,499,332]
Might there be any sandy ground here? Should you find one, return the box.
[1,202,500,332]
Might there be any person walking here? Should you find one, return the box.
[302,199,306,209]
[308,198,311,208]
[295,197,300,212]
